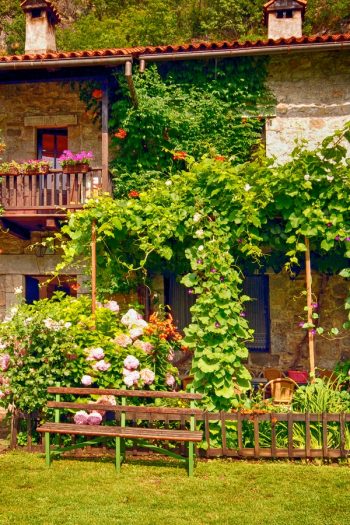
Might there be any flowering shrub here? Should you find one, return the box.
[59,150,94,167]
[0,293,182,415]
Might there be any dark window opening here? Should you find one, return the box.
[25,275,77,304]
[164,273,195,333]
[276,10,293,18]
[243,275,270,353]
[31,8,43,18]
[37,128,68,169]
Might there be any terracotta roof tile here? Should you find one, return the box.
[0,34,349,65]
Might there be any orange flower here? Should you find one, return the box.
[92,89,103,100]
[70,282,80,292]
[241,117,247,124]
[114,128,127,139]
[173,151,187,160]
[128,190,140,198]
[214,155,226,162]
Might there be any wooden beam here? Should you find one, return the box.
[101,80,109,193]
[91,219,97,321]
[305,237,315,381]
[0,219,31,240]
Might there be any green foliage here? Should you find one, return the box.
[56,125,350,412]
[110,60,272,197]
[0,293,180,415]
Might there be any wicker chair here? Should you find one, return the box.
[262,378,298,404]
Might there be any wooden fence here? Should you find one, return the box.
[10,410,350,460]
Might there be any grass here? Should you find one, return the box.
[0,453,349,525]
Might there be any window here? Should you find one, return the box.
[25,276,78,304]
[164,273,195,332]
[276,10,293,18]
[31,8,42,18]
[243,275,270,353]
[37,129,68,169]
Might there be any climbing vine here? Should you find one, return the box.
[55,125,350,411]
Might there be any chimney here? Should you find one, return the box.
[21,0,61,54]
[264,0,307,40]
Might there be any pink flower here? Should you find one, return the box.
[165,373,176,388]
[114,334,133,348]
[82,375,92,386]
[133,340,154,354]
[0,354,10,372]
[87,411,103,425]
[87,347,105,361]
[74,410,89,425]
[104,300,120,313]
[124,370,140,387]
[168,349,174,362]
[0,390,5,399]
[93,360,111,372]
[123,355,140,371]
[129,327,144,339]
[140,368,155,386]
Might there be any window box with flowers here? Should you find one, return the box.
[21,160,50,175]
[59,150,94,174]
[0,161,21,175]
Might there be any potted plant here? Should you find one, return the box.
[59,150,94,174]
[0,160,21,175]
[21,160,50,175]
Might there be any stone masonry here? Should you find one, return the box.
[266,51,350,162]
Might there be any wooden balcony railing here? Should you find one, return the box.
[0,168,109,216]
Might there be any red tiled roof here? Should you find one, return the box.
[0,33,349,65]
[264,0,307,10]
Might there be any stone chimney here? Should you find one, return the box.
[21,0,61,54]
[264,0,307,40]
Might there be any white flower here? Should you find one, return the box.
[244,184,252,191]
[104,300,120,313]
[64,322,72,329]
[14,286,23,295]
[195,229,204,238]
[304,175,310,181]
[326,175,334,182]
[129,327,144,339]
[198,245,204,252]
[10,307,18,317]
[193,213,202,223]
[165,180,172,186]
[121,309,140,327]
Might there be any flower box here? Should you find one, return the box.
[62,163,90,174]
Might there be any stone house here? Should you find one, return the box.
[0,0,349,374]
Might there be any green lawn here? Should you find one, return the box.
[0,452,349,525]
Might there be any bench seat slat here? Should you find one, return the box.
[37,423,203,442]
[47,401,203,416]
[47,387,202,401]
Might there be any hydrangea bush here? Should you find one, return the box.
[0,293,181,416]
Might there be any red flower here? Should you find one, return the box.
[70,282,80,292]
[214,155,226,162]
[92,89,103,100]
[128,190,140,198]
[114,128,127,139]
[173,151,187,160]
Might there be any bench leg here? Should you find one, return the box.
[188,442,194,477]
[45,433,51,467]
[115,437,122,473]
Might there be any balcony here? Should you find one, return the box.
[0,168,111,235]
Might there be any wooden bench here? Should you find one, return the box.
[37,386,203,476]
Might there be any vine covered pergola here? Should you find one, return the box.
[55,125,350,411]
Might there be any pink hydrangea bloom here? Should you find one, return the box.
[0,354,10,372]
[129,327,144,339]
[133,340,154,354]
[168,349,174,362]
[93,360,111,372]
[87,411,103,425]
[74,410,89,425]
[165,373,176,388]
[124,370,140,387]
[81,375,92,386]
[105,300,120,313]
[114,334,133,348]
[140,368,155,386]
[0,390,5,399]
[87,347,105,361]
[123,355,140,371]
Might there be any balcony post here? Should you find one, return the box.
[101,79,109,193]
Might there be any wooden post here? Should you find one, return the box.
[305,237,315,381]
[101,80,109,194]
[91,219,97,319]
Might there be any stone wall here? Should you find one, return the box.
[248,272,350,374]
[266,51,350,162]
[0,81,101,165]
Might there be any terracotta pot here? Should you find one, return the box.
[39,165,50,174]
[63,163,91,174]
